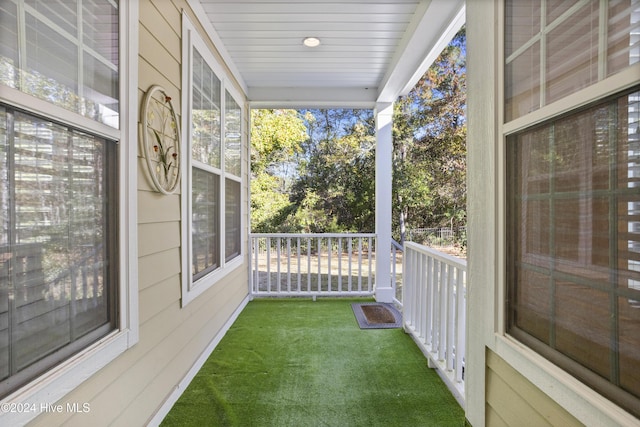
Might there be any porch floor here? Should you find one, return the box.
[161,298,465,426]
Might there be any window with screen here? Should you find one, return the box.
[183,14,244,302]
[505,0,639,121]
[0,0,119,128]
[0,0,120,398]
[505,0,640,417]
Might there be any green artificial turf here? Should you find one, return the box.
[161,298,465,427]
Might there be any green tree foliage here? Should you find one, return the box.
[250,109,307,232]
[251,108,376,233]
[290,109,376,233]
[393,27,466,243]
[250,29,466,240]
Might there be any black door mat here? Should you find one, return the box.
[351,302,402,329]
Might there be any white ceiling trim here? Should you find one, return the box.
[188,0,466,108]
[376,0,466,102]
[398,3,466,97]
[186,0,250,96]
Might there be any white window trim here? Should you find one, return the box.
[181,13,246,307]
[0,1,139,425]
[492,2,640,425]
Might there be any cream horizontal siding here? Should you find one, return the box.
[113,270,248,425]
[138,193,181,224]
[486,350,582,427]
[138,222,182,258]
[26,0,249,425]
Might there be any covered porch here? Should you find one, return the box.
[155,0,466,425]
[3,1,638,425]
[160,0,467,423]
[209,0,466,303]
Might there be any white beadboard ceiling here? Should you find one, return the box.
[192,0,465,107]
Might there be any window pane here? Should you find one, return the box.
[0,107,8,382]
[553,105,611,193]
[0,0,19,89]
[546,2,599,105]
[546,0,581,24]
[504,0,541,57]
[192,49,221,168]
[505,0,639,122]
[25,0,77,35]
[512,268,552,345]
[507,89,640,417]
[192,167,220,281]
[225,91,241,177]
[24,12,79,111]
[554,281,611,379]
[83,0,118,62]
[619,296,640,398]
[82,0,119,127]
[505,41,541,121]
[0,0,119,128]
[608,0,640,76]
[83,52,119,127]
[0,106,116,397]
[225,179,241,262]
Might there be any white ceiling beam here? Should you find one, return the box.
[376,0,465,103]
[248,87,378,109]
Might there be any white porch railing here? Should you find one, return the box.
[250,233,376,297]
[402,241,466,407]
[391,238,404,306]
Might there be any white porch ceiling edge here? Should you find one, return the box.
[189,0,466,108]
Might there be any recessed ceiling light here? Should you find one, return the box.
[303,37,321,48]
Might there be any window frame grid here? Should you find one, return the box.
[505,62,640,423]
[3,0,120,128]
[504,0,640,122]
[501,0,640,421]
[0,1,138,425]
[181,13,245,306]
[0,105,119,397]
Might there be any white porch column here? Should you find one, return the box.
[375,102,394,303]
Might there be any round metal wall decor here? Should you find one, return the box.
[141,84,181,194]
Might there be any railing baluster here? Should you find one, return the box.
[413,250,420,332]
[338,238,343,292]
[287,237,292,293]
[439,262,447,362]
[447,264,455,371]
[249,236,254,293]
[307,237,312,292]
[367,236,373,292]
[456,268,466,383]
[392,244,397,296]
[431,259,440,354]
[255,237,259,294]
[297,237,302,293]
[266,237,271,293]
[348,237,353,291]
[419,253,427,344]
[426,255,433,347]
[317,237,322,293]
[357,237,363,292]
[276,237,282,293]
[414,250,422,338]
[402,247,410,324]
[328,237,332,292]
